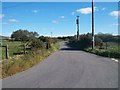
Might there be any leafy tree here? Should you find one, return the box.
[11,29,39,41]
[39,36,49,42]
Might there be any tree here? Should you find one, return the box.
[11,29,39,41]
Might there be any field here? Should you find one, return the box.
[0,40,23,60]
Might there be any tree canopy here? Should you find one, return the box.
[11,29,39,41]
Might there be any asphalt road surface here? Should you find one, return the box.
[2,42,118,88]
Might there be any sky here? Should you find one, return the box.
[1,0,120,2]
[0,2,119,37]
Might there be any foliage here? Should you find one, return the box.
[94,36,103,46]
[39,36,49,42]
[85,45,120,59]
[30,39,44,49]
[11,29,39,42]
[78,33,92,49]
[68,33,119,59]
[97,33,119,43]
[68,33,103,49]
[2,42,60,78]
[57,36,75,41]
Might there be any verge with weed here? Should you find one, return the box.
[2,43,60,78]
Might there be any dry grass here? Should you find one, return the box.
[2,43,59,78]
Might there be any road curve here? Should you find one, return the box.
[2,42,118,88]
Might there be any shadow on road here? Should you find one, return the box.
[60,41,81,51]
[60,48,80,51]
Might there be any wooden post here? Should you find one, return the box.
[24,44,26,54]
[46,42,49,49]
[106,42,107,50]
[5,45,9,59]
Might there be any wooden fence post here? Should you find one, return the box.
[5,45,9,59]
[24,44,26,54]
[106,42,107,50]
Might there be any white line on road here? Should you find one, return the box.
[111,58,119,63]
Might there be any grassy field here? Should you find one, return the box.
[1,40,23,59]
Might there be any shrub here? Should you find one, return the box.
[30,39,44,49]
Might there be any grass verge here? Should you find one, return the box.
[2,42,60,78]
[84,47,120,59]
[68,41,120,60]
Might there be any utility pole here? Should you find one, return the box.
[92,0,95,49]
[76,16,80,40]
[51,32,52,38]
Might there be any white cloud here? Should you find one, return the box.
[2,22,8,25]
[60,16,65,19]
[9,19,19,22]
[52,20,59,24]
[32,10,38,13]
[76,7,92,14]
[76,7,97,15]
[0,22,8,25]
[110,11,120,17]
[102,8,105,11]
[113,23,120,26]
[0,14,5,19]
[71,12,75,15]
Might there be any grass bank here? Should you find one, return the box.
[85,47,120,59]
[68,41,120,59]
[2,42,60,78]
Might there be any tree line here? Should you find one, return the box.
[10,29,58,50]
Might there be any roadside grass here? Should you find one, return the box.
[85,47,120,59]
[2,42,60,78]
[68,41,120,59]
[84,42,120,59]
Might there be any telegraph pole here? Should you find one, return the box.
[92,0,95,49]
[51,32,52,38]
[76,16,80,40]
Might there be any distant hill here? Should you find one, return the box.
[0,36,10,40]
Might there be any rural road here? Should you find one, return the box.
[2,42,118,88]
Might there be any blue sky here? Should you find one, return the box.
[0,2,119,37]
[1,0,120,2]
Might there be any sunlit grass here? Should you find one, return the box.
[2,40,23,59]
[85,42,120,59]
[2,42,60,78]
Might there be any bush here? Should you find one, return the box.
[30,39,44,49]
[75,33,92,49]
[95,36,103,46]
[2,42,60,78]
